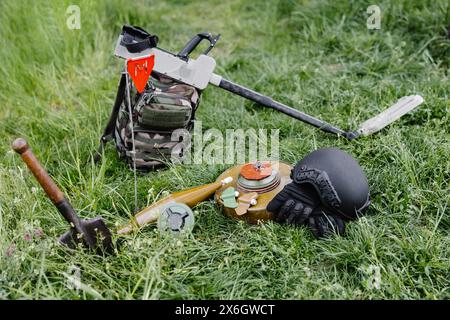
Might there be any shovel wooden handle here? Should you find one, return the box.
[12,138,64,204]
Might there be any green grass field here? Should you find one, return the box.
[0,0,449,299]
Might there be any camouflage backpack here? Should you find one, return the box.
[95,72,200,170]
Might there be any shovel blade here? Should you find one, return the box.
[59,217,113,253]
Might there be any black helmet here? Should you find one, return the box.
[291,147,370,220]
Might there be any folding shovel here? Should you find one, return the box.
[12,138,113,253]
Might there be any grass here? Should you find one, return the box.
[0,0,449,299]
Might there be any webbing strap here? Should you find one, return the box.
[120,25,159,53]
[93,74,126,163]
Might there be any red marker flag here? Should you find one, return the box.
[127,55,155,93]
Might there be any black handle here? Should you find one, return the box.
[218,78,353,139]
[178,32,220,60]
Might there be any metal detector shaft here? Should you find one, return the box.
[215,77,351,138]
[114,27,423,140]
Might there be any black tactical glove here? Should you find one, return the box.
[267,183,346,238]
[307,212,346,238]
[267,147,370,239]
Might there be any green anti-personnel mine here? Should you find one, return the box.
[157,203,195,236]
[11,25,425,253]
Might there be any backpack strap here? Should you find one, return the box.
[94,73,127,163]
